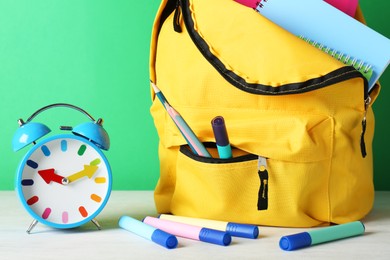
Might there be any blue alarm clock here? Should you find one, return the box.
[12,103,112,233]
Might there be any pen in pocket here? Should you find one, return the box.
[211,116,232,159]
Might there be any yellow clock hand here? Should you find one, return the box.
[65,165,98,183]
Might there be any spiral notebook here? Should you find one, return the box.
[299,36,373,82]
[235,0,390,91]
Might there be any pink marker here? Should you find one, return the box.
[143,216,231,246]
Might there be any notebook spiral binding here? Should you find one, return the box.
[300,36,373,80]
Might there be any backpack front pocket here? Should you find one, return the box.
[170,111,333,227]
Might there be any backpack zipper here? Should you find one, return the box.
[257,156,268,210]
[173,0,182,32]
[360,95,371,158]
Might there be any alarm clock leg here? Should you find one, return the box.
[26,219,38,234]
[91,218,101,230]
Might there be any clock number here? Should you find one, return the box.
[42,208,52,219]
[21,179,34,186]
[27,196,39,205]
[90,194,102,203]
[61,140,67,152]
[62,212,69,223]
[79,206,88,218]
[27,160,38,169]
[78,145,87,156]
[41,145,51,156]
[94,177,106,184]
[90,158,101,166]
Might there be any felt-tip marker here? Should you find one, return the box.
[143,216,232,246]
[159,214,259,239]
[279,221,365,251]
[119,215,178,249]
[211,116,232,159]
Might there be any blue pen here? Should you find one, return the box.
[211,116,232,159]
[279,221,365,251]
[119,215,178,249]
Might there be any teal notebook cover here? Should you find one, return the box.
[254,0,390,91]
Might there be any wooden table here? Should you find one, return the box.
[1,191,389,259]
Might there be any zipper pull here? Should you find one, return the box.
[360,96,371,158]
[257,156,268,210]
[173,0,182,33]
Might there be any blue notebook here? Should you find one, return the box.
[251,0,390,91]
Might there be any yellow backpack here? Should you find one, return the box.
[149,0,380,227]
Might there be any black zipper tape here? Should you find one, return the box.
[180,144,258,164]
[178,0,368,97]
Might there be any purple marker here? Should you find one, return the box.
[143,216,232,246]
[211,116,232,159]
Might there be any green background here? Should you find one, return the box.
[0,0,389,191]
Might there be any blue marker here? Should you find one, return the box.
[119,215,178,249]
[143,216,231,246]
[211,116,232,159]
[279,221,365,251]
[159,214,259,239]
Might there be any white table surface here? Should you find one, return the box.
[1,190,389,260]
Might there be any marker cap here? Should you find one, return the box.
[151,229,178,249]
[211,116,230,146]
[199,228,231,246]
[226,222,259,239]
[279,232,312,251]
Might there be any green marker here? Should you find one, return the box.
[279,221,365,251]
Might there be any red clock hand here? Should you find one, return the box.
[38,169,66,185]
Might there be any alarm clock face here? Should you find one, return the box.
[16,134,112,229]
